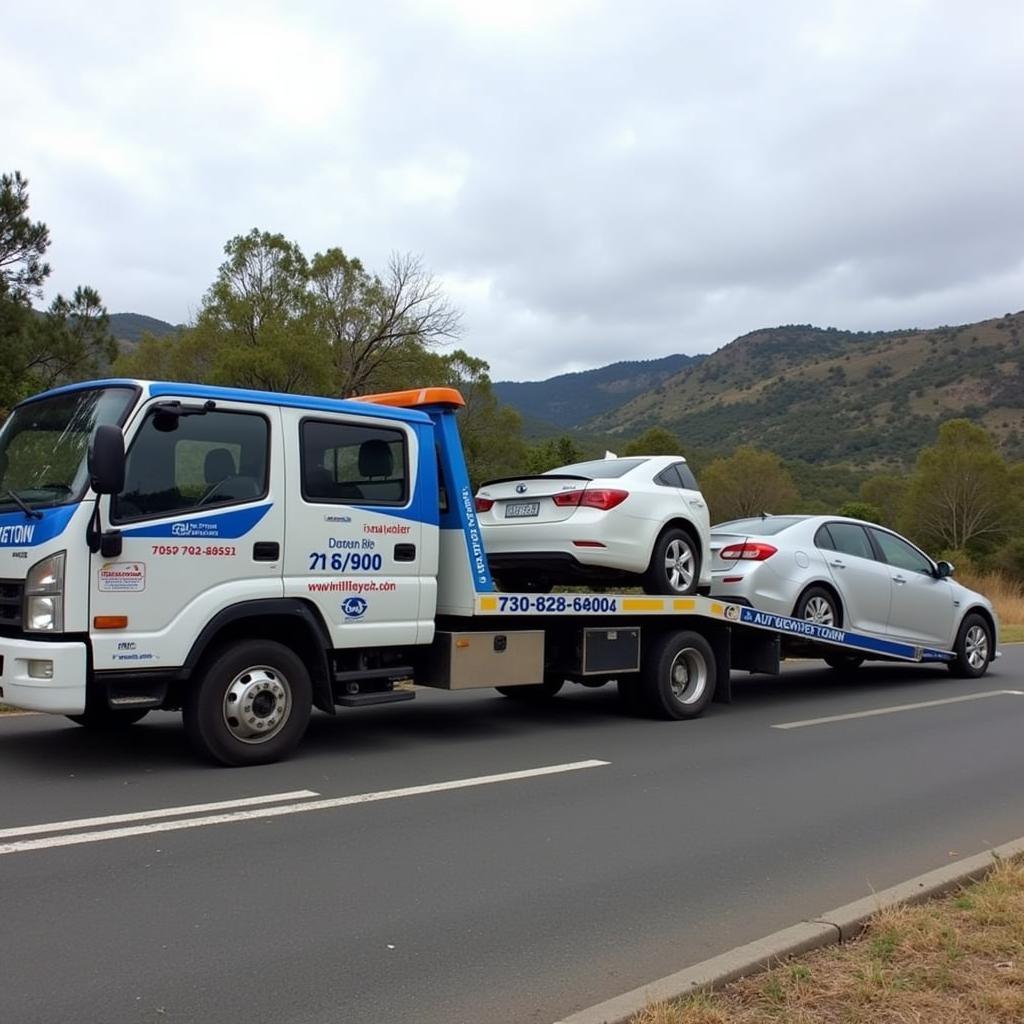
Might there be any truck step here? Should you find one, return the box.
[334,690,416,708]
[332,666,414,684]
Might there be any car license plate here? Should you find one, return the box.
[505,501,540,518]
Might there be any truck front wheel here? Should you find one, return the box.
[184,640,312,766]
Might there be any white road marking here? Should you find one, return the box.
[0,760,609,856]
[772,690,1024,730]
[0,790,321,840]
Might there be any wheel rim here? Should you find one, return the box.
[803,596,836,626]
[668,647,708,705]
[222,665,292,744]
[664,538,695,592]
[964,625,989,670]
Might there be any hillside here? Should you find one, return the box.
[494,353,701,432]
[591,311,1024,468]
[108,312,180,346]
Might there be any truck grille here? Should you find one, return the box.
[0,579,24,633]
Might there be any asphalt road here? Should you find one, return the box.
[2,648,1023,1024]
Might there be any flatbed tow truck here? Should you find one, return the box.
[0,381,981,765]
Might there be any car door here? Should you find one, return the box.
[91,397,284,671]
[868,528,955,647]
[817,521,892,635]
[656,461,711,547]
[280,408,426,648]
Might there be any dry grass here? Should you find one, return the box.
[632,857,1024,1024]
[957,569,1024,640]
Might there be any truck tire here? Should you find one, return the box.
[184,639,312,766]
[67,706,149,729]
[639,630,716,719]
[824,652,864,674]
[948,613,993,679]
[496,676,564,699]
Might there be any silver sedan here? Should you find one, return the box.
[709,515,998,677]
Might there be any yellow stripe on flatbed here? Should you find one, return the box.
[621,598,665,612]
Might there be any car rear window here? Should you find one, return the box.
[712,516,804,536]
[547,458,646,480]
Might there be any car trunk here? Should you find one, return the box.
[709,531,751,572]
[478,474,591,525]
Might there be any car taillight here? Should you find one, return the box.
[719,541,777,561]
[475,497,494,512]
[552,489,628,510]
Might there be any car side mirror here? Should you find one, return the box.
[88,424,126,495]
[935,560,954,579]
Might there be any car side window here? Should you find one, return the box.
[301,419,408,506]
[654,467,683,489]
[822,522,875,560]
[870,529,934,575]
[677,462,700,490]
[114,408,269,522]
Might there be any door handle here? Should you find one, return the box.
[829,560,846,569]
[394,543,416,562]
[253,541,280,561]
[892,575,907,585]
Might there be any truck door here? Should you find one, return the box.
[280,408,431,648]
[90,398,285,671]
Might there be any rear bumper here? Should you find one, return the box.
[0,636,87,714]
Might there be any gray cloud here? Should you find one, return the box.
[4,0,1022,379]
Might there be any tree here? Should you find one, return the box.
[859,474,909,528]
[525,436,585,474]
[623,426,684,456]
[837,500,883,523]
[903,420,1015,555]
[0,172,115,411]
[311,249,461,395]
[699,446,799,522]
[0,171,50,301]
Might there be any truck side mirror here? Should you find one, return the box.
[88,424,126,495]
[935,560,954,579]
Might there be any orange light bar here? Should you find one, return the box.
[355,387,465,409]
[94,615,128,630]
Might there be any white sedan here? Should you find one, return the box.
[475,456,711,594]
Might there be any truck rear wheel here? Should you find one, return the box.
[639,630,716,719]
[184,639,312,766]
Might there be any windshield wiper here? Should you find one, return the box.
[6,490,44,520]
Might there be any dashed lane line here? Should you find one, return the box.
[772,690,1024,730]
[0,790,321,840]
[0,760,610,856]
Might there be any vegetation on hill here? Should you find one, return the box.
[494,353,700,431]
[108,312,179,345]
[594,317,1024,468]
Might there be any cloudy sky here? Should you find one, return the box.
[4,1,1023,380]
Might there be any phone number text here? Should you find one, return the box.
[151,545,238,557]
[496,595,619,613]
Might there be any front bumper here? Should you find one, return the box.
[0,636,87,714]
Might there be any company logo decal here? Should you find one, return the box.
[122,503,272,539]
[0,505,77,548]
[515,483,528,494]
[341,596,368,620]
[98,562,147,592]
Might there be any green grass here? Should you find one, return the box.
[1000,623,1024,643]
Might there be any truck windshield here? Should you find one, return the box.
[0,386,137,514]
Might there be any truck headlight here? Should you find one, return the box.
[24,551,66,633]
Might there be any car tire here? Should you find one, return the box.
[67,706,150,729]
[638,630,716,719]
[794,586,842,628]
[824,652,864,674]
[184,639,312,766]
[496,676,564,699]
[948,613,993,679]
[642,527,701,595]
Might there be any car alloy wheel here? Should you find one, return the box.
[664,537,696,592]
[803,595,836,626]
[964,624,989,671]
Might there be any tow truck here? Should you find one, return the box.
[0,381,980,765]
